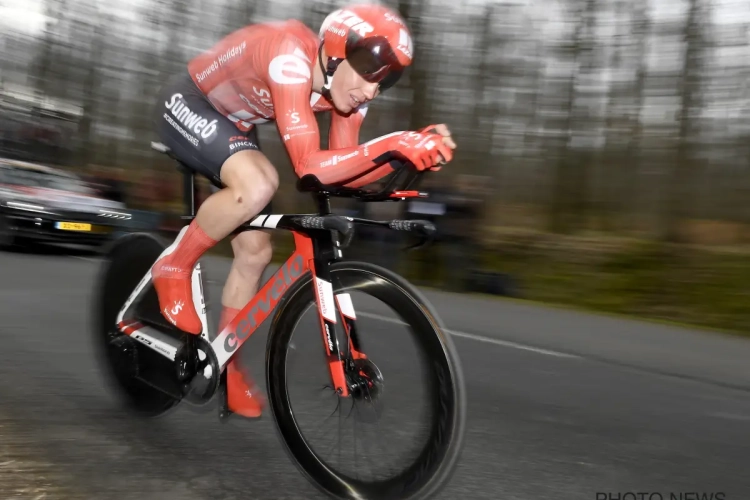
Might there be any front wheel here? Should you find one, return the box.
[266,261,466,500]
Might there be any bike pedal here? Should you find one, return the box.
[218,407,236,422]
[218,404,263,423]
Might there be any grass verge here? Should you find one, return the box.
[474,235,750,336]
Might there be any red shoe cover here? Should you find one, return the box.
[151,256,202,334]
[226,361,265,418]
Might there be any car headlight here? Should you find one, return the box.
[98,209,132,220]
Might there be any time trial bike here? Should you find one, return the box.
[93,141,466,500]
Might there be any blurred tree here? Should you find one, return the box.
[661,0,707,243]
[468,4,498,174]
[621,0,650,233]
[221,0,257,34]
[548,0,599,234]
[32,0,67,99]
[78,1,102,167]
[396,0,430,131]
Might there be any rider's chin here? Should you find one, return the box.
[331,91,351,114]
[335,100,352,114]
[332,97,344,113]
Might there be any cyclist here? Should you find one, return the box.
[151,3,456,418]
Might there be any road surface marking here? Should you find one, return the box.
[356,311,581,359]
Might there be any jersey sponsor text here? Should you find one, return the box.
[164,93,218,144]
[196,41,248,82]
[165,93,218,138]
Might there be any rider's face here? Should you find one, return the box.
[329,59,381,114]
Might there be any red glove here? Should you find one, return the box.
[393,130,454,171]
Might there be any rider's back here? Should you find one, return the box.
[186,20,325,131]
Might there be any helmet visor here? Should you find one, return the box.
[346,34,404,90]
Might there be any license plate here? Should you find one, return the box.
[56,221,92,232]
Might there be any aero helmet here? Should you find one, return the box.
[318,3,413,93]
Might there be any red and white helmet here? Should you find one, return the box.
[318,3,414,90]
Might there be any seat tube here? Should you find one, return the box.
[180,164,197,217]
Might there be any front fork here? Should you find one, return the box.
[303,230,365,398]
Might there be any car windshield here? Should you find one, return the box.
[0,167,94,195]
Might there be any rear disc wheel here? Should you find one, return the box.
[93,233,180,417]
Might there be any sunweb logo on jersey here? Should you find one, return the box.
[269,48,311,85]
[164,93,218,146]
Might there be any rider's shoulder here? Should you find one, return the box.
[257,20,318,90]
[264,19,318,54]
[276,18,317,39]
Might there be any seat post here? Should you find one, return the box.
[179,164,198,218]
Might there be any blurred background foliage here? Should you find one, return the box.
[3,0,750,333]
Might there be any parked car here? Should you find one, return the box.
[0,158,131,249]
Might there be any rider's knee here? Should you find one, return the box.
[231,232,273,275]
[252,164,279,199]
[232,171,278,219]
[222,151,279,220]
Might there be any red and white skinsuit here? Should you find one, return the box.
[189,19,393,187]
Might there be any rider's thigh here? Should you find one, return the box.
[230,230,274,276]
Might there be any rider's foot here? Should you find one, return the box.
[219,306,265,418]
[226,361,265,418]
[152,256,203,334]
[152,220,217,335]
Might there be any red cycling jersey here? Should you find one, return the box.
[186,19,402,188]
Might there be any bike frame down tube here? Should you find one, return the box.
[209,230,350,396]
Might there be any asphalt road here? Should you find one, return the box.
[1,244,750,500]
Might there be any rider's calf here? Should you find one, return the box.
[231,231,273,281]
[222,230,273,307]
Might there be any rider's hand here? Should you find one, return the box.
[415,124,457,171]
[395,129,454,171]
[420,123,457,151]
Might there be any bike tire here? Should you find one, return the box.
[93,232,181,417]
[265,261,466,500]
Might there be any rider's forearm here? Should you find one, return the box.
[294,133,402,186]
